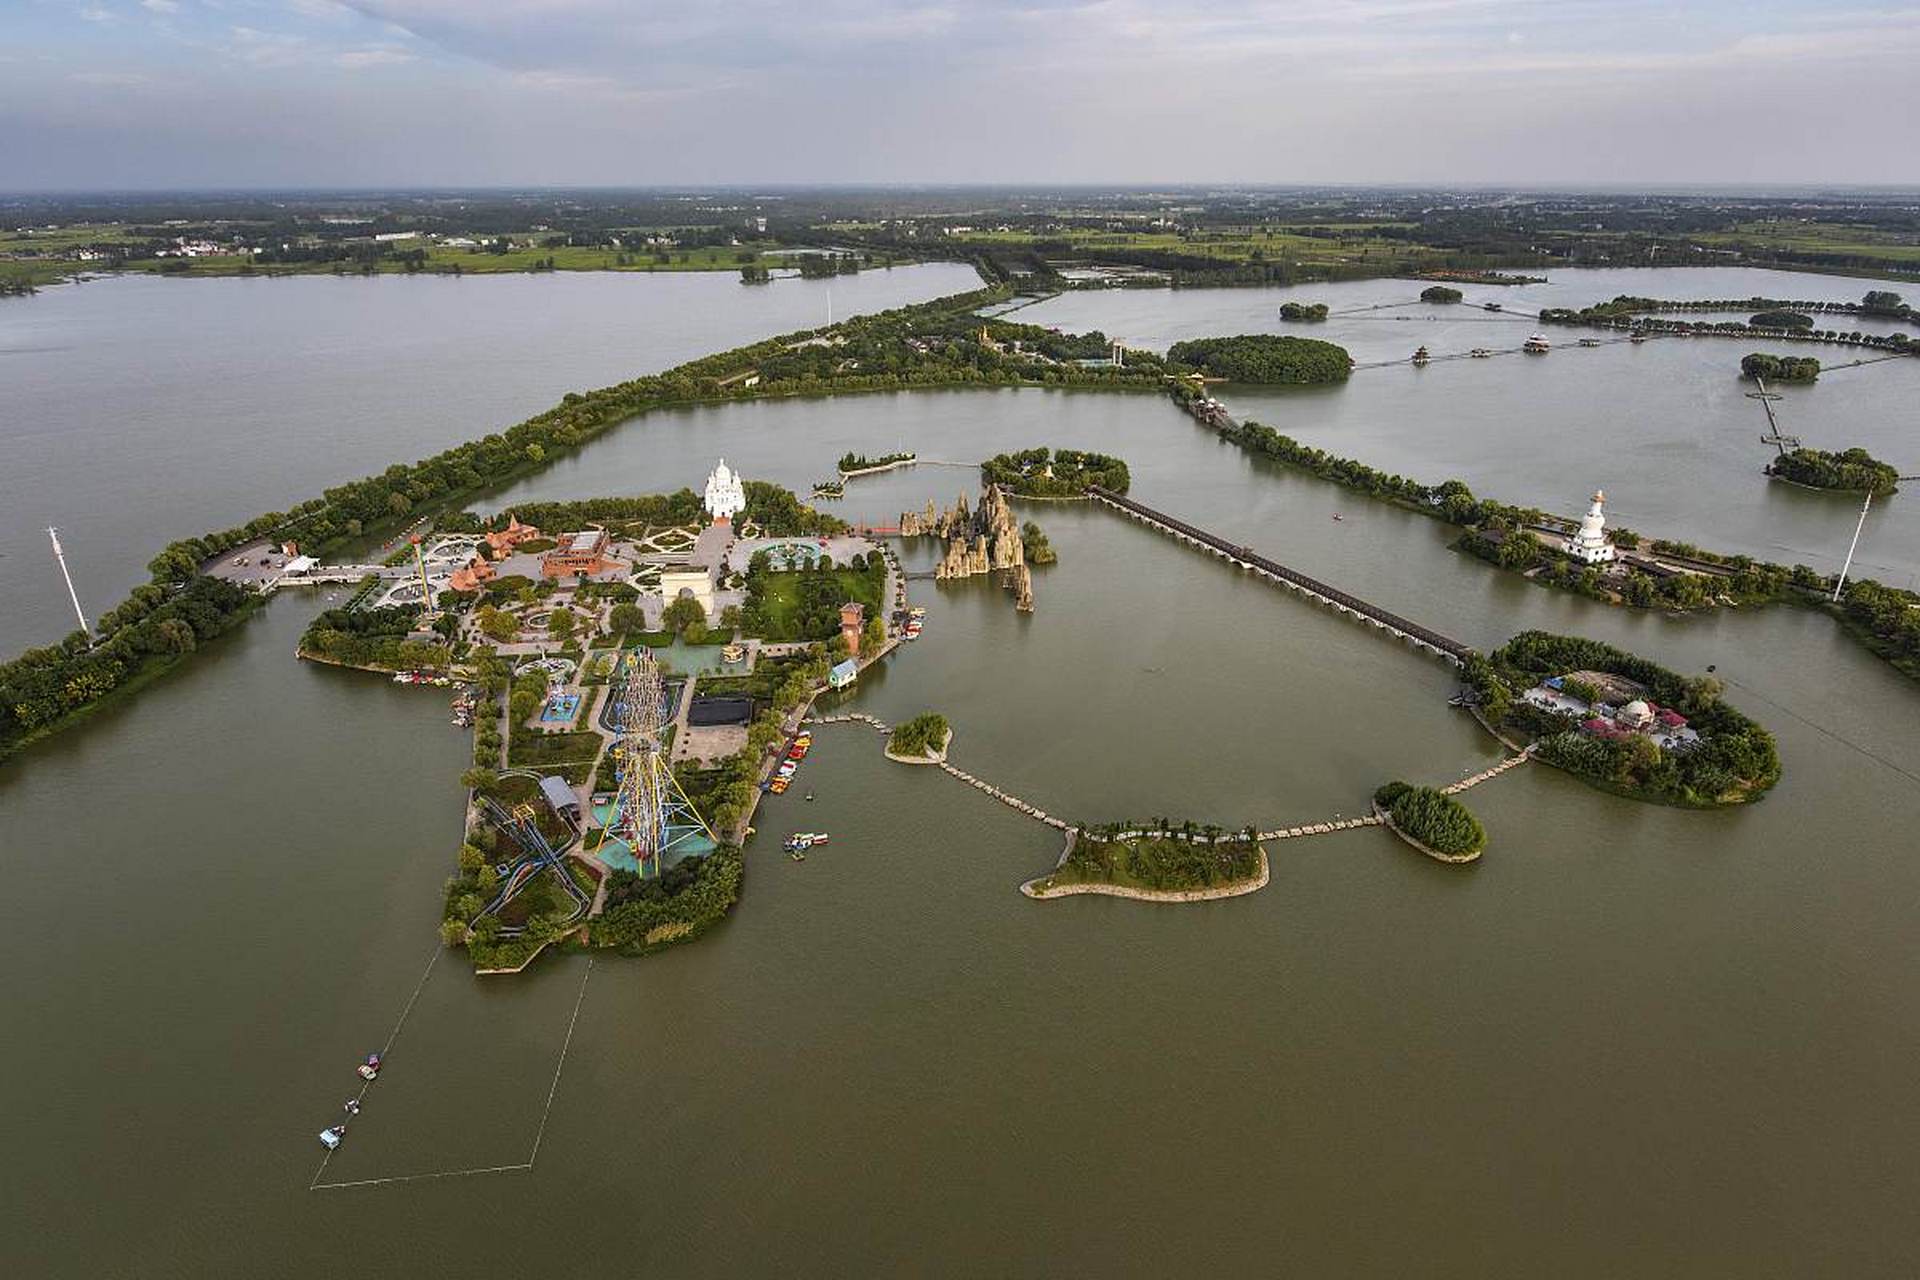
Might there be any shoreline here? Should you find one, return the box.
[1373,804,1482,864]
[1020,845,1270,903]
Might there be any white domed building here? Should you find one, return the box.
[703,458,746,525]
[1564,490,1617,565]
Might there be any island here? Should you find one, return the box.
[1463,631,1780,807]
[1167,334,1353,384]
[1740,352,1820,382]
[1023,822,1268,902]
[980,446,1130,497]
[838,451,916,477]
[1765,447,1900,496]
[1279,301,1330,321]
[1420,285,1464,304]
[1749,309,1815,331]
[885,712,951,763]
[1372,782,1486,862]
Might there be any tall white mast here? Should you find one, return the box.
[1830,492,1873,603]
[48,526,90,633]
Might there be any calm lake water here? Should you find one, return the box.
[0,263,979,653]
[4,268,1920,1277]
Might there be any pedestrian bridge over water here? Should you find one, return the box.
[1085,486,1473,666]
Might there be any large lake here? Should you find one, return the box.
[0,263,979,653]
[3,266,1919,1276]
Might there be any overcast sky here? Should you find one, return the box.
[4,0,1918,191]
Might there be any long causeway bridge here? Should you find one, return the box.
[1085,486,1472,665]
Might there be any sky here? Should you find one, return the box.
[3,0,1919,191]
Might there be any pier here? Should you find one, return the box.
[1085,486,1472,665]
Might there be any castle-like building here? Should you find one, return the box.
[704,458,746,524]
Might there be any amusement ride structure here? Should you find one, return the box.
[608,648,715,874]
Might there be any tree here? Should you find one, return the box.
[861,616,886,656]
[662,595,706,634]
[461,766,500,795]
[476,606,520,643]
[547,609,576,640]
[1420,285,1464,304]
[439,919,469,947]
[608,603,645,636]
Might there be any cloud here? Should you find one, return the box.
[335,45,416,67]
[141,0,180,14]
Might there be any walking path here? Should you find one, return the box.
[1086,486,1470,665]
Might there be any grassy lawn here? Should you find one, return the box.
[1696,222,1920,266]
[507,728,604,771]
[753,568,884,640]
[952,224,1447,271]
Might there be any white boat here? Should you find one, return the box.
[319,1126,345,1150]
[1523,334,1552,353]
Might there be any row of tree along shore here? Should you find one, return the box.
[1168,380,1920,686]
[1,281,1181,766]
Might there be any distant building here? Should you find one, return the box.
[541,529,613,579]
[1564,490,1617,565]
[828,658,859,690]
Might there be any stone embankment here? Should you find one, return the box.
[1441,747,1534,795]
[1021,848,1271,903]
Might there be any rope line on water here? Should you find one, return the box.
[308,944,443,1191]
[309,955,594,1192]
[1723,677,1920,790]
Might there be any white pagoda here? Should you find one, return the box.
[703,458,746,524]
[1564,490,1617,565]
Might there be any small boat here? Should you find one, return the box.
[1482,302,1502,312]
[789,850,807,862]
[908,607,926,619]
[1577,337,1601,348]
[344,1099,360,1115]
[1331,514,1344,522]
[319,1125,346,1150]
[1629,331,1648,344]
[1411,346,1431,366]
[805,792,815,802]
[357,1053,382,1082]
[1523,334,1551,353]
[1469,348,1492,358]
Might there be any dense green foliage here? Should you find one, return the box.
[1834,579,1920,677]
[1167,334,1353,384]
[590,847,743,953]
[1021,521,1057,565]
[1740,352,1820,382]
[1420,285,1464,303]
[837,451,914,473]
[1,574,256,754]
[741,554,885,642]
[887,713,949,758]
[1470,631,1781,806]
[299,605,449,670]
[504,492,704,531]
[980,447,1130,496]
[743,480,846,536]
[1750,309,1814,330]
[1058,827,1262,892]
[1278,301,1329,321]
[1766,447,1900,496]
[3,282,1183,767]
[1374,781,1486,855]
